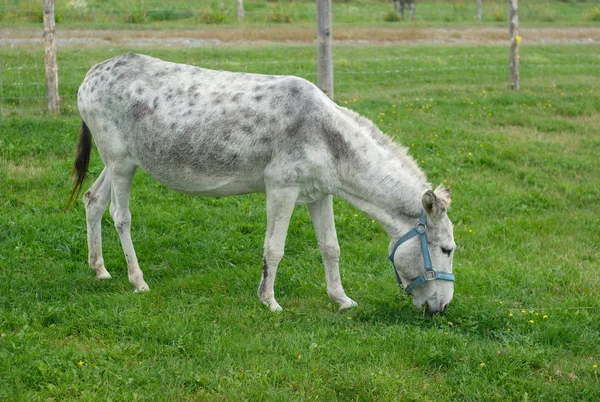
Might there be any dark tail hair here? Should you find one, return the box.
[66,120,92,210]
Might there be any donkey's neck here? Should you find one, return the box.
[330,110,429,237]
[334,159,426,237]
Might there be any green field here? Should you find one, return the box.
[2,0,600,28]
[1,40,600,400]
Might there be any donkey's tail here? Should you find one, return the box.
[66,120,93,210]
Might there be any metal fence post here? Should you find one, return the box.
[316,0,333,99]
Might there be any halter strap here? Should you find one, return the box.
[389,210,454,295]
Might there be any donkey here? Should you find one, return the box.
[393,0,416,20]
[69,53,455,314]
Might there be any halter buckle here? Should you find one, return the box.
[425,270,436,281]
[415,222,427,234]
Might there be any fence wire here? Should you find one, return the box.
[1,0,599,115]
[1,0,599,26]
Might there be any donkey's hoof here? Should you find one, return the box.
[96,271,112,280]
[134,283,150,293]
[339,299,358,311]
[262,300,283,312]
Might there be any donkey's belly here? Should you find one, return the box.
[135,156,267,197]
[156,173,266,197]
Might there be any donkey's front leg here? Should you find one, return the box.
[258,186,299,312]
[308,196,357,310]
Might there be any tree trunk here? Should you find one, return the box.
[237,0,244,22]
[316,0,333,99]
[509,0,520,90]
[476,0,482,22]
[43,0,60,113]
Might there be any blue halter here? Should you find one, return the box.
[389,210,454,295]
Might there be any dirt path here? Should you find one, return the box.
[2,27,599,48]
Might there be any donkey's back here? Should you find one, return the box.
[78,53,340,196]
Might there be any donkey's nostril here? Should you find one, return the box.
[426,300,449,315]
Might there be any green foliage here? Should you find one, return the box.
[1,44,600,400]
[488,4,507,22]
[383,11,402,22]
[146,9,194,22]
[586,6,600,21]
[199,7,229,24]
[265,8,293,23]
[540,8,558,22]
[1,0,598,28]
[124,9,147,24]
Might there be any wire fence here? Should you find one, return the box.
[1,0,599,115]
[1,0,599,26]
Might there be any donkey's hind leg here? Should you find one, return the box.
[109,162,149,292]
[307,196,357,310]
[84,167,112,279]
[258,186,299,312]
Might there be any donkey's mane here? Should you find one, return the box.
[338,106,428,186]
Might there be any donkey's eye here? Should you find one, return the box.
[441,247,453,257]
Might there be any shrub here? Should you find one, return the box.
[124,11,146,24]
[146,10,194,22]
[489,6,507,22]
[266,9,292,23]
[586,6,600,21]
[200,9,228,24]
[383,11,401,22]
[539,9,557,22]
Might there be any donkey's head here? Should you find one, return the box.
[389,186,455,314]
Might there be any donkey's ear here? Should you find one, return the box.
[422,188,449,221]
[434,185,452,209]
[422,190,438,216]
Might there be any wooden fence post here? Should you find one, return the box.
[237,0,244,22]
[476,0,482,22]
[316,0,333,99]
[43,0,60,113]
[509,0,520,90]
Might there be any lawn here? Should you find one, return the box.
[1,42,600,400]
[1,0,600,28]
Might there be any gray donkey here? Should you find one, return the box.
[394,0,416,20]
[69,54,455,314]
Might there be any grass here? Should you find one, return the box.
[1,43,600,400]
[1,0,600,28]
